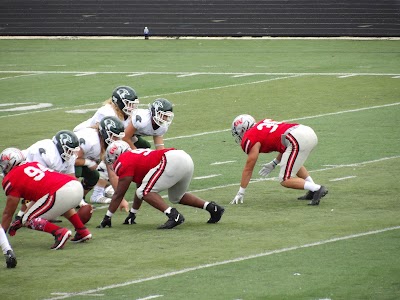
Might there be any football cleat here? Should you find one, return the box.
[298,190,314,200]
[308,186,328,206]
[206,201,225,223]
[51,228,71,250]
[4,250,17,268]
[157,208,185,229]
[71,228,92,243]
[90,195,111,204]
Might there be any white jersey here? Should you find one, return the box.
[73,104,130,132]
[23,139,76,174]
[131,108,168,137]
[75,127,102,163]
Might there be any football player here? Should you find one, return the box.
[0,148,92,250]
[120,98,175,221]
[74,116,129,212]
[14,130,81,221]
[97,141,225,229]
[231,114,328,206]
[74,86,148,205]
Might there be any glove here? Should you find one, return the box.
[230,188,245,204]
[8,219,23,236]
[259,159,278,177]
[97,215,112,228]
[123,212,136,225]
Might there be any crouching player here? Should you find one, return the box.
[0,148,92,250]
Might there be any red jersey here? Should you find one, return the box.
[113,148,174,184]
[241,119,298,154]
[2,162,76,200]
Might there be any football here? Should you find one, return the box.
[77,205,94,224]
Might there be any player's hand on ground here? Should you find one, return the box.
[97,215,112,228]
[230,190,245,204]
[8,219,23,236]
[123,212,136,224]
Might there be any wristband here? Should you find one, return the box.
[154,143,164,147]
[84,159,96,167]
[106,210,114,217]
[239,187,246,194]
[272,159,279,166]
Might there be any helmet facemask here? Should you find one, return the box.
[122,98,139,116]
[61,144,79,162]
[153,109,174,127]
[149,98,174,127]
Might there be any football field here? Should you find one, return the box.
[0,38,399,300]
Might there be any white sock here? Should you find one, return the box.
[91,186,105,200]
[305,176,315,184]
[163,207,172,215]
[304,181,321,192]
[203,201,210,210]
[0,228,12,254]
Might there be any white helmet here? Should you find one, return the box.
[105,140,131,164]
[0,147,25,176]
[231,114,256,144]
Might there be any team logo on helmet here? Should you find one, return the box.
[59,132,73,145]
[104,118,117,129]
[116,88,130,100]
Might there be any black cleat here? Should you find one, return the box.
[157,208,185,229]
[5,250,17,268]
[206,201,225,224]
[308,186,328,206]
[297,190,314,200]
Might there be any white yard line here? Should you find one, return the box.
[44,225,400,300]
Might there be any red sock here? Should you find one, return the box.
[68,213,85,230]
[27,217,60,234]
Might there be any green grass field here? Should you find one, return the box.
[0,38,399,300]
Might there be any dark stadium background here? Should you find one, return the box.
[0,0,399,37]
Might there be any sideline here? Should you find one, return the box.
[44,225,400,300]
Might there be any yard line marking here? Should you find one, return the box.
[193,174,221,180]
[43,225,400,300]
[0,103,53,112]
[137,295,163,300]
[330,176,357,182]
[127,73,146,77]
[74,72,97,77]
[177,73,199,77]
[0,73,41,81]
[232,73,255,78]
[211,160,236,165]
[338,74,356,78]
